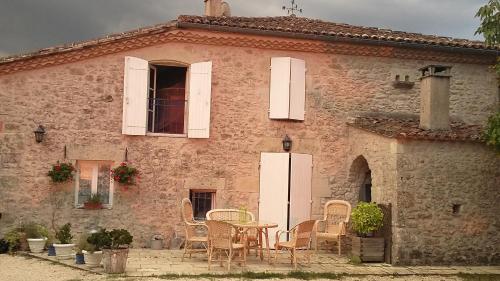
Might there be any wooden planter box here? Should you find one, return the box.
[351,237,385,262]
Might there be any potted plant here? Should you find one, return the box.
[84,194,103,210]
[85,231,107,267]
[4,228,22,253]
[111,162,139,186]
[53,223,74,258]
[75,235,88,265]
[350,202,385,262]
[46,232,56,256]
[89,228,133,273]
[47,162,75,183]
[25,222,49,253]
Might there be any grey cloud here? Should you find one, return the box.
[0,0,486,57]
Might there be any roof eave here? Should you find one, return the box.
[177,21,499,56]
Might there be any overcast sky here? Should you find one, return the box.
[0,0,487,58]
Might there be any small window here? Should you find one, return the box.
[148,65,187,134]
[189,190,215,220]
[75,161,114,208]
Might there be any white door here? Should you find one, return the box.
[258,152,289,248]
[289,153,313,228]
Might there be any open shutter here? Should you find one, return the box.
[122,56,149,135]
[188,61,212,138]
[289,58,306,120]
[259,152,290,248]
[289,153,313,228]
[269,57,291,119]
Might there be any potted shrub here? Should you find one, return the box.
[53,223,74,258]
[75,235,88,265]
[350,202,385,262]
[47,162,75,183]
[25,222,49,253]
[84,194,103,210]
[90,228,133,273]
[111,162,139,186]
[85,231,108,267]
[46,232,56,256]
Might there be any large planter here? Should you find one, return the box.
[351,237,385,262]
[53,243,75,258]
[27,238,47,253]
[102,248,129,274]
[83,250,103,267]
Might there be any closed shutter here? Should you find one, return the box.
[122,56,149,135]
[288,58,306,120]
[259,152,290,248]
[269,57,291,119]
[188,61,212,138]
[289,153,313,228]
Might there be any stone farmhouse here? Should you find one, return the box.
[0,0,498,265]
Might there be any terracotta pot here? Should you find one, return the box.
[27,238,47,253]
[83,250,103,267]
[84,202,103,210]
[102,248,129,274]
[53,243,75,258]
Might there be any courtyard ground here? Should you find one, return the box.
[2,252,500,281]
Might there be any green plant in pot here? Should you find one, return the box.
[89,228,133,273]
[47,162,75,183]
[4,227,26,253]
[84,194,103,210]
[53,223,75,258]
[25,222,49,253]
[83,231,104,268]
[350,202,385,262]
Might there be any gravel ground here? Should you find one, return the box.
[0,254,468,281]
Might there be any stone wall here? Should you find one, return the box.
[395,141,500,265]
[0,30,498,251]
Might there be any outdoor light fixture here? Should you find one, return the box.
[282,135,292,152]
[34,125,46,143]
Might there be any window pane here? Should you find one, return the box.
[190,191,214,220]
[78,163,93,205]
[97,163,111,204]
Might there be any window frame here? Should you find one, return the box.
[146,62,190,137]
[74,160,114,209]
[189,189,216,220]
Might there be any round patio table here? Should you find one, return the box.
[227,220,278,264]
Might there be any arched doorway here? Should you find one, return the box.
[348,155,372,202]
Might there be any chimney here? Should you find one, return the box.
[418,65,452,130]
[204,0,231,17]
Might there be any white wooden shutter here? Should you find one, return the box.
[122,56,149,135]
[288,58,306,120]
[259,152,290,248]
[188,61,212,138]
[289,153,312,228]
[269,57,291,119]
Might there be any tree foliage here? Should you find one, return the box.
[475,0,500,76]
[484,112,500,152]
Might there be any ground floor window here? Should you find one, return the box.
[75,161,114,208]
[190,190,215,220]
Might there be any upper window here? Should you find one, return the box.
[148,65,187,134]
[75,161,114,208]
[269,57,306,120]
[122,57,212,138]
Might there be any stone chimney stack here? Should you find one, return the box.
[418,65,452,130]
[204,0,231,17]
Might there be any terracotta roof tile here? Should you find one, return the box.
[178,15,499,51]
[348,116,484,142]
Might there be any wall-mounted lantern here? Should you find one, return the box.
[282,134,292,152]
[34,125,46,143]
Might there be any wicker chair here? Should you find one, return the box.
[206,209,259,256]
[274,220,316,269]
[315,200,352,254]
[181,198,208,261]
[206,220,247,271]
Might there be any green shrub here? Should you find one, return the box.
[87,228,133,250]
[351,202,384,236]
[55,223,73,244]
[484,112,500,153]
[86,193,102,204]
[4,228,21,252]
[24,222,49,239]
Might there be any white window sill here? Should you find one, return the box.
[75,205,113,210]
[146,132,187,138]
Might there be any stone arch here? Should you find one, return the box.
[348,155,372,202]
